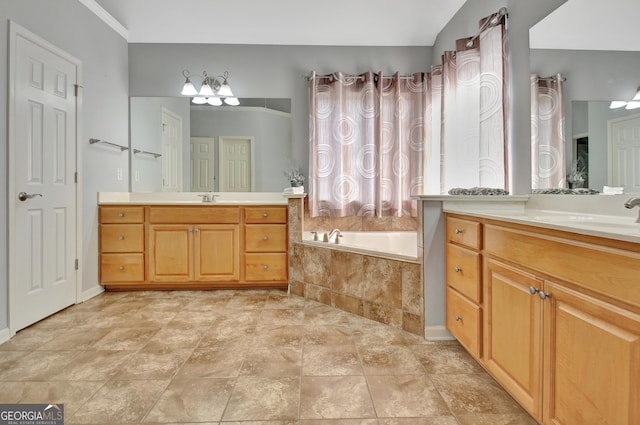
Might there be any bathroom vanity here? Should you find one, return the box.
[98,192,289,290]
[442,197,640,425]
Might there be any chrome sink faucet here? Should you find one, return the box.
[326,229,342,243]
[198,192,218,203]
[624,197,640,223]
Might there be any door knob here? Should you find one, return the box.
[18,192,43,202]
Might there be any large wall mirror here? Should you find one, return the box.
[130,97,293,193]
[529,0,640,194]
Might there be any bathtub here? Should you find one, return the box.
[302,231,418,261]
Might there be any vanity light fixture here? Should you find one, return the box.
[181,69,240,106]
[609,87,640,110]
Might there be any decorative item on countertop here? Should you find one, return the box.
[448,187,510,195]
[284,163,305,187]
[284,186,304,195]
[566,158,587,189]
[531,188,600,195]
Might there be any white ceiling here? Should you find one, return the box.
[529,0,640,51]
[93,0,467,46]
[92,0,640,51]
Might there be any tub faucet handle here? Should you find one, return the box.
[322,233,329,243]
[335,233,342,244]
[310,231,318,241]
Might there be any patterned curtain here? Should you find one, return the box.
[439,12,508,192]
[308,71,426,217]
[531,74,565,189]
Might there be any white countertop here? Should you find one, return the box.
[425,194,640,244]
[98,191,299,206]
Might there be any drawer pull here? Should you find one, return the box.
[262,213,268,218]
[455,228,463,235]
[263,235,268,240]
[454,266,462,273]
[118,266,125,271]
[263,265,269,270]
[118,212,124,218]
[118,235,124,240]
[455,315,462,322]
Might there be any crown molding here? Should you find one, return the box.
[77,0,129,41]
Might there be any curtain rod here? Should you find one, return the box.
[537,75,567,82]
[304,72,417,81]
[465,7,508,48]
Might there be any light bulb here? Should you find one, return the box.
[224,97,240,106]
[191,97,207,104]
[207,97,222,106]
[181,78,198,96]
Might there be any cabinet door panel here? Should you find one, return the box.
[194,224,239,281]
[485,259,543,419]
[544,281,640,425]
[149,225,192,281]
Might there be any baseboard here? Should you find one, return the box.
[80,284,105,302]
[0,327,12,345]
[425,325,455,341]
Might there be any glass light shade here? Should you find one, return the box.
[181,78,198,96]
[632,89,640,101]
[224,97,240,106]
[207,97,223,106]
[191,97,207,104]
[609,101,627,109]
[217,82,234,97]
[198,80,215,97]
[625,101,640,110]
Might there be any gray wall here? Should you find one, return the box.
[128,44,433,178]
[0,1,129,331]
[190,107,292,192]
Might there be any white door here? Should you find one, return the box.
[161,107,183,192]
[190,137,216,192]
[9,23,79,332]
[609,113,640,192]
[219,136,254,192]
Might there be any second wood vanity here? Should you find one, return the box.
[445,212,640,425]
[99,201,288,289]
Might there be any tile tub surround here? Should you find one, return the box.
[0,290,537,424]
[290,243,424,335]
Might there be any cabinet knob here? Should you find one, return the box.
[262,212,268,218]
[455,228,463,235]
[118,212,124,218]
[529,286,540,295]
[539,291,551,300]
[188,227,193,233]
[454,266,462,273]
[263,235,268,240]
[194,227,199,233]
[118,266,124,271]
[118,235,124,240]
[455,315,462,322]
[263,265,269,270]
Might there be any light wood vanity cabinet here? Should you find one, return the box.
[244,206,288,282]
[99,206,145,283]
[98,204,288,289]
[445,216,483,357]
[445,213,640,425]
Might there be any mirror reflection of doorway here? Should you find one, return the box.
[575,135,589,188]
[190,137,215,192]
[219,136,254,192]
[161,107,183,191]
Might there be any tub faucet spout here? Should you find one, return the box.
[624,197,640,223]
[327,229,342,243]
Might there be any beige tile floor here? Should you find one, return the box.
[0,289,538,425]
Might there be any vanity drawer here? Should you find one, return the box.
[447,216,481,250]
[446,243,482,303]
[245,224,287,252]
[446,286,482,358]
[244,207,287,224]
[245,253,287,281]
[100,224,144,253]
[149,206,240,224]
[100,253,145,282]
[100,206,144,224]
